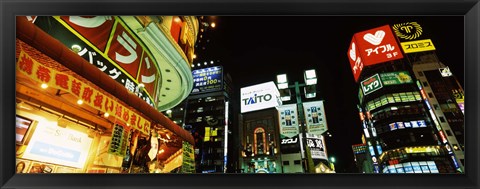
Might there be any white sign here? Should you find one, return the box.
[306,133,328,160]
[303,101,328,135]
[240,81,281,113]
[277,104,300,138]
[439,67,453,77]
[23,121,93,168]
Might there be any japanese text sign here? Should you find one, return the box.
[17,49,151,135]
[361,74,383,96]
[191,66,223,94]
[353,25,404,67]
[400,39,436,53]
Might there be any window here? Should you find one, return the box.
[433,104,440,110]
[294,160,301,165]
[418,71,424,76]
[254,127,267,155]
[422,82,429,87]
[428,93,434,98]
[439,116,446,123]
[283,161,290,166]
[445,130,453,136]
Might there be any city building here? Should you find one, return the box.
[15,16,198,173]
[348,23,461,173]
[238,80,333,173]
[165,65,236,173]
[412,54,465,170]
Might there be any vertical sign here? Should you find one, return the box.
[348,37,364,82]
[303,101,328,135]
[181,141,196,173]
[278,104,301,153]
[306,133,328,160]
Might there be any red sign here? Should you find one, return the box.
[61,16,115,52]
[348,37,364,82]
[353,25,404,67]
[107,23,142,79]
[138,53,158,98]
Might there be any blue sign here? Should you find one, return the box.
[191,66,223,94]
[30,141,81,162]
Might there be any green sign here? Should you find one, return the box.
[380,71,413,86]
[361,74,383,95]
[181,141,196,173]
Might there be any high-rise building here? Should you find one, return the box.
[348,22,461,173]
[412,54,465,170]
[166,65,236,173]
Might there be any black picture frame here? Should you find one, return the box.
[1,0,478,189]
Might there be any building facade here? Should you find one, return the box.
[15,16,197,173]
[349,23,461,173]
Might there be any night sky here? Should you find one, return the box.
[194,16,464,173]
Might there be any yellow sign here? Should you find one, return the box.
[400,39,436,53]
[17,49,151,135]
[392,22,423,40]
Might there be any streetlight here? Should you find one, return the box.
[330,157,336,163]
[275,69,318,173]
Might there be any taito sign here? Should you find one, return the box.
[348,25,404,82]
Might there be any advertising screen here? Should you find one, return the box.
[240,81,281,113]
[353,25,404,67]
[191,66,223,94]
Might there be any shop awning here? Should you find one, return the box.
[16,18,194,145]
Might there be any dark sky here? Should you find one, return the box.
[195,16,464,173]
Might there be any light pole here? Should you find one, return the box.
[276,69,317,173]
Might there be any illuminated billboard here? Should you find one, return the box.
[391,22,423,41]
[23,121,93,168]
[34,16,159,107]
[303,101,328,135]
[361,74,383,95]
[278,104,301,153]
[306,133,328,160]
[240,81,281,113]
[191,66,223,94]
[400,39,436,53]
[379,71,413,85]
[348,37,364,82]
[353,25,404,67]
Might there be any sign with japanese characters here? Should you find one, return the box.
[191,66,223,94]
[400,39,436,53]
[306,133,328,160]
[348,37,364,82]
[303,101,328,136]
[361,74,383,95]
[16,49,151,135]
[379,71,413,85]
[181,141,196,173]
[108,123,131,156]
[277,104,300,139]
[353,25,404,66]
[34,16,158,108]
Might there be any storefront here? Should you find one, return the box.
[16,16,197,173]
